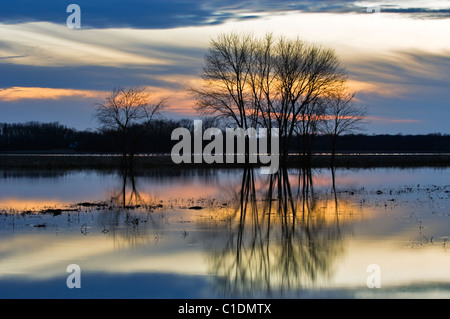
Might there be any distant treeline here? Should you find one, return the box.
[308,134,450,153]
[0,121,449,153]
[0,121,182,153]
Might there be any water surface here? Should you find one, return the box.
[0,167,449,298]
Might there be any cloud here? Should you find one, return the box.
[344,50,450,100]
[347,80,408,99]
[1,0,448,30]
[0,62,201,92]
[366,116,421,124]
[353,0,450,19]
[0,22,172,67]
[0,87,105,102]
[0,0,241,29]
[0,55,26,60]
[0,22,206,92]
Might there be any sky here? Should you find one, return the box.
[0,0,449,135]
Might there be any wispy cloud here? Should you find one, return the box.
[0,22,172,67]
[366,115,421,124]
[347,80,408,99]
[346,50,450,99]
[353,0,450,19]
[0,87,106,102]
[0,55,26,60]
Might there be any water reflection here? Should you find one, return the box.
[0,166,449,298]
[203,167,352,297]
[93,167,162,250]
[113,167,141,209]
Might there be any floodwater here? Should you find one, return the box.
[0,166,449,299]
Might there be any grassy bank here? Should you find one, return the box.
[1,153,450,170]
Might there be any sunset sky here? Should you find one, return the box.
[0,0,449,134]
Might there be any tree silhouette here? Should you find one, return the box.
[95,87,167,168]
[190,32,348,165]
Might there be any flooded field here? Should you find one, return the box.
[0,167,449,298]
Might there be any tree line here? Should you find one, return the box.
[0,121,449,153]
[0,120,178,153]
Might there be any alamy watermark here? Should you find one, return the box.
[171,120,280,174]
[366,264,381,288]
[66,4,81,29]
[66,264,81,288]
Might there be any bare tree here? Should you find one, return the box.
[189,32,257,129]
[321,87,367,166]
[272,37,347,163]
[295,98,326,163]
[189,32,348,166]
[95,87,167,166]
[247,33,277,131]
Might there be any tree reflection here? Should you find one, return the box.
[96,167,161,249]
[206,167,347,297]
[109,167,143,209]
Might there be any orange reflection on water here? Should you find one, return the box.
[0,198,73,212]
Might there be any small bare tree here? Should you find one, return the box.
[321,87,366,166]
[95,87,167,166]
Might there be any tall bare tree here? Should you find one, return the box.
[95,87,167,167]
[190,32,348,166]
[190,32,257,129]
[272,37,347,163]
[295,98,326,163]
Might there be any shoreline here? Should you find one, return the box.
[1,153,450,170]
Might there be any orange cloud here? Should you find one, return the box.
[347,79,408,98]
[0,85,200,116]
[0,87,107,102]
[143,85,198,116]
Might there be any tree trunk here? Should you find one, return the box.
[331,135,337,167]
